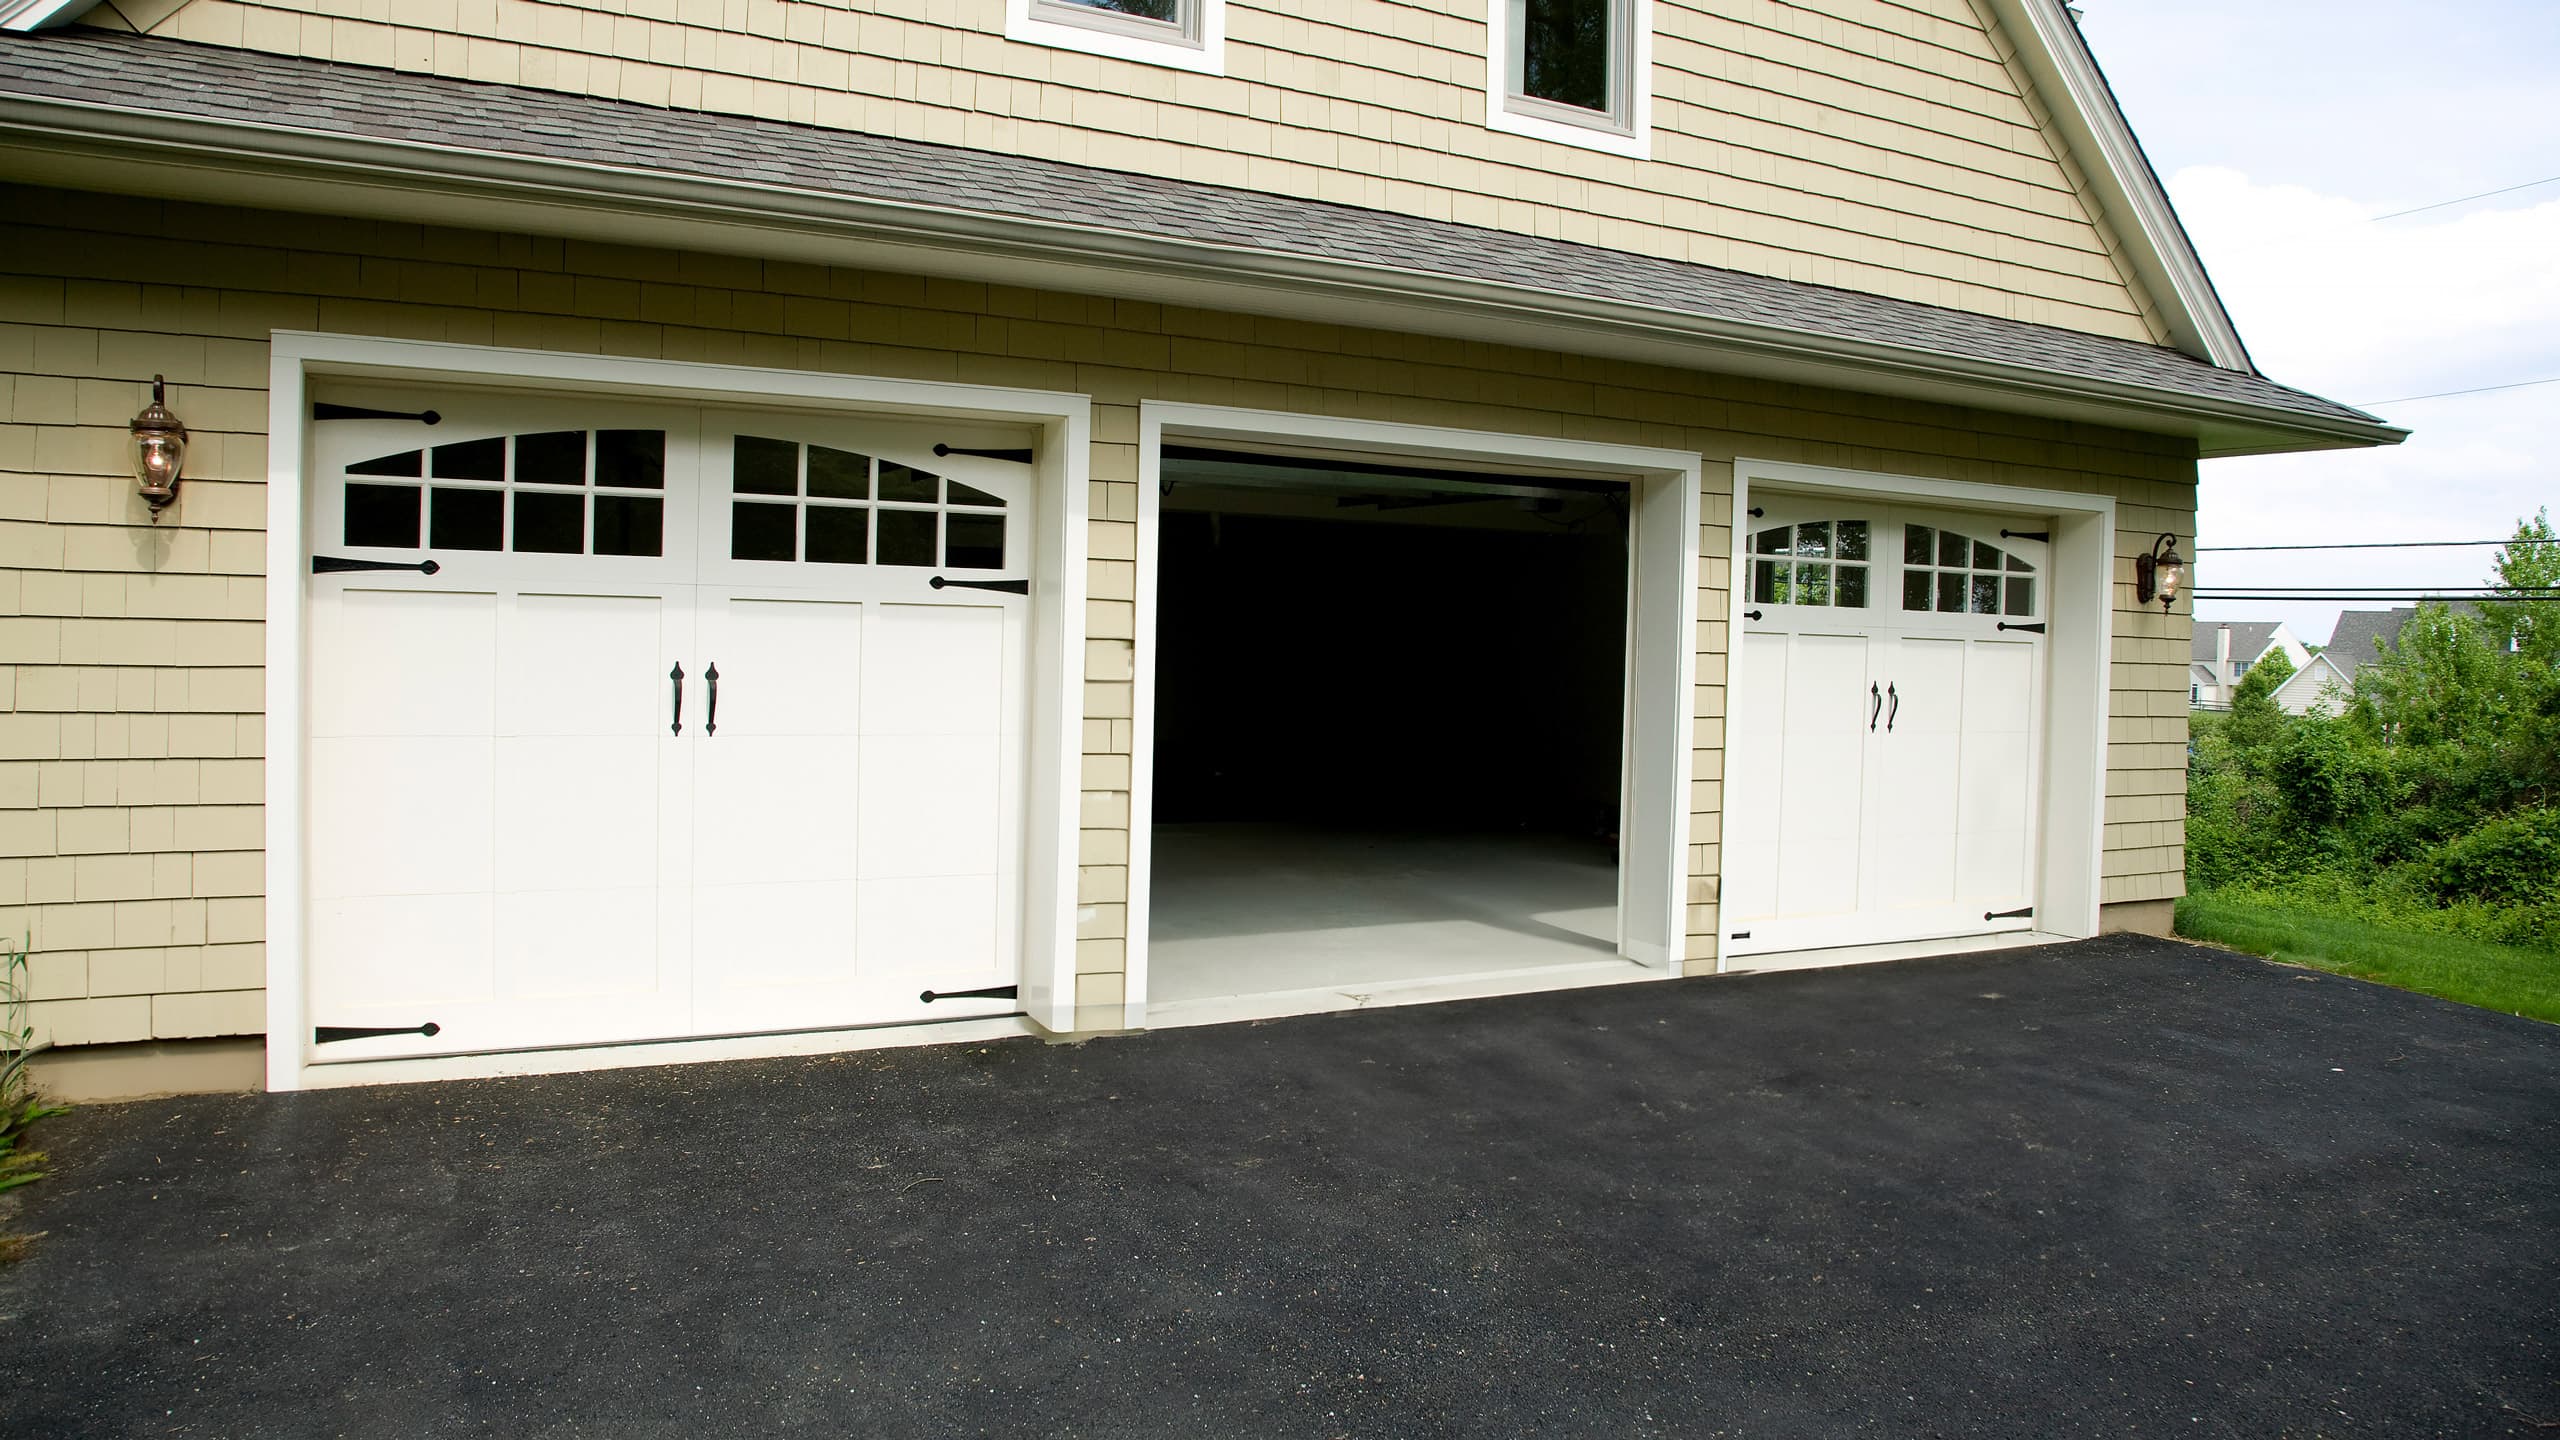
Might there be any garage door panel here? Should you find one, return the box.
[497,592,672,737]
[493,736,661,892]
[859,875,999,981]
[309,736,495,899]
[694,879,859,990]
[863,604,1004,735]
[702,597,865,736]
[311,589,496,737]
[693,735,861,888]
[858,733,1001,880]
[494,887,666,999]
[310,893,495,1009]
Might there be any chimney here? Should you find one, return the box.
[2216,625,2233,692]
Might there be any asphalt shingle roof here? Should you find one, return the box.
[0,29,2384,432]
[2191,620,2284,665]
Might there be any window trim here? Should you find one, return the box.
[1485,0,1651,160]
[1007,0,1225,75]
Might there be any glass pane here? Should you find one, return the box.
[877,508,936,567]
[808,446,870,500]
[1938,530,1968,568]
[1904,525,1933,566]
[731,501,795,561]
[1974,540,2001,572]
[596,430,666,489]
[594,496,662,557]
[1796,521,1830,559]
[946,512,1005,570]
[431,437,505,482]
[1937,572,1966,613]
[1754,526,1791,556]
[878,461,939,504]
[430,487,502,550]
[805,505,868,566]
[733,435,797,496]
[1057,0,1177,18]
[1795,562,1831,606]
[1836,565,1868,609]
[2008,552,2033,573]
[515,431,586,487]
[344,484,420,548]
[347,449,422,478]
[2006,577,2035,617]
[1520,0,1610,112]
[948,480,1006,508]
[512,491,583,554]
[1971,574,2000,614]
[1902,570,1932,611]
[1752,559,1781,606]
[1837,520,1869,561]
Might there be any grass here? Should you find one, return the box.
[2177,890,2560,1025]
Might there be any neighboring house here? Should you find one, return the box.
[0,0,2404,1098]
[2190,621,2313,710]
[2274,604,2488,716]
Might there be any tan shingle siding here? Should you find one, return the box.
[125,0,2163,338]
[1,184,2191,1046]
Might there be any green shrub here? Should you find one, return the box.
[2425,809,2560,909]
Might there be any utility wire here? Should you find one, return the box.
[2370,174,2560,221]
[2195,538,2559,552]
[2353,374,2560,407]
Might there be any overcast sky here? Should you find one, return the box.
[2073,0,2560,645]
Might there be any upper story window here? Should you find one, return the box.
[1487,0,1651,159]
[1008,0,1224,75]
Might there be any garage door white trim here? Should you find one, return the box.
[1126,402,1704,1031]
[1718,459,2116,973]
[265,333,1091,1091]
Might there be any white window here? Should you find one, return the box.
[1008,0,1224,74]
[2232,659,2252,678]
[1486,0,1651,159]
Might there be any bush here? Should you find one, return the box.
[2425,808,2560,909]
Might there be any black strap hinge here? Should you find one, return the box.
[315,1022,441,1044]
[1985,906,2035,921]
[1729,930,1751,940]
[314,402,441,425]
[930,575,1029,595]
[1997,621,2046,633]
[919,985,1018,1004]
[315,556,440,575]
[1743,609,1764,621]
[933,444,1033,464]
[1999,529,2049,543]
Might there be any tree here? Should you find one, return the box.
[2487,508,2560,667]
[2223,645,2295,751]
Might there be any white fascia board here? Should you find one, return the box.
[0,0,105,31]
[1982,0,2252,372]
[0,94,2402,457]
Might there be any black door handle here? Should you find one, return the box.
[669,662,684,735]
[1886,682,1899,732]
[704,663,719,737]
[1869,682,1882,731]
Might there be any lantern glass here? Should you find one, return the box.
[133,431,186,500]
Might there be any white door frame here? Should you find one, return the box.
[1719,459,2116,972]
[1127,402,1703,1030]
[265,333,1091,1090]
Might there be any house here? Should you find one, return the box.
[2273,604,2487,715]
[0,0,2405,1099]
[2190,620,2313,710]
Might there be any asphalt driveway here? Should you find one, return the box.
[4,934,2556,1438]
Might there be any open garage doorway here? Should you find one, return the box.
[1138,439,1651,1020]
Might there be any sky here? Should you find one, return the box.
[2072,0,2560,645]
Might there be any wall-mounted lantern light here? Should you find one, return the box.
[128,375,188,520]
[2134,533,2185,612]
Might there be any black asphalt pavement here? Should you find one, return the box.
[4,934,2556,1438]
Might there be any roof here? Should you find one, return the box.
[0,31,2402,454]
[2191,621,2286,665]
[2319,604,2501,681]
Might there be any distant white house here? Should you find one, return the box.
[2191,621,2313,710]
[2275,605,2491,715]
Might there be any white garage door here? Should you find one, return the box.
[302,386,1031,1061]
[1726,502,2048,957]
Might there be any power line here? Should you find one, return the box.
[2370,174,2560,221]
[2195,538,2559,552]
[2353,375,2560,407]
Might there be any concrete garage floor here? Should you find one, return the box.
[1148,824,1625,1013]
[4,936,2557,1438]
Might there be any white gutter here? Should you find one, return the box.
[1982,0,2253,372]
[0,90,2403,456]
[0,0,103,33]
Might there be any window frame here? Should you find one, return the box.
[1485,0,1651,160]
[1008,0,1225,75]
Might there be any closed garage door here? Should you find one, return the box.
[302,386,1032,1062]
[1725,500,2048,956]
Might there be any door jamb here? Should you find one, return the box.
[1720,459,2116,973]
[1129,402,1702,1030]
[265,332,1092,1091]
